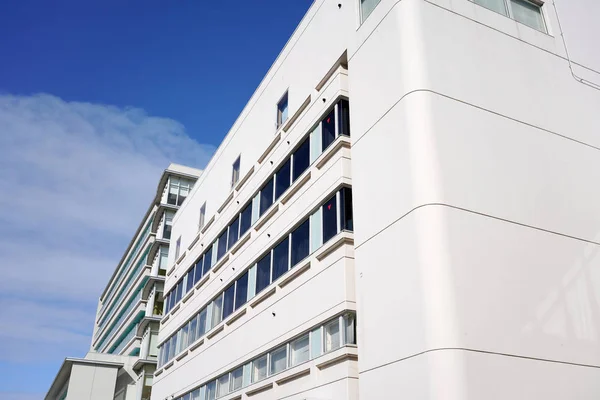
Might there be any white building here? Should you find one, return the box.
[45,164,202,400]
[152,0,600,399]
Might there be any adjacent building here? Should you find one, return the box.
[153,1,600,400]
[45,164,202,400]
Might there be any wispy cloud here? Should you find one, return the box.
[0,93,215,394]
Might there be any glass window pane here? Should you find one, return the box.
[194,255,204,284]
[204,246,213,273]
[189,315,198,344]
[251,193,260,225]
[511,0,545,31]
[473,0,508,16]
[223,283,235,320]
[310,209,323,253]
[177,186,188,206]
[338,99,350,137]
[217,230,228,260]
[206,381,216,400]
[239,203,252,236]
[191,389,201,400]
[259,178,274,216]
[175,281,183,303]
[321,108,336,151]
[270,346,288,375]
[291,335,310,366]
[275,159,291,200]
[292,138,310,181]
[181,323,189,349]
[271,237,289,282]
[230,367,243,392]
[168,184,178,205]
[278,93,289,127]
[325,319,341,352]
[322,193,338,244]
[186,268,195,292]
[228,216,240,249]
[217,374,229,398]
[291,219,310,266]
[234,272,249,310]
[197,309,207,337]
[232,156,241,188]
[212,295,223,327]
[256,252,272,294]
[309,125,323,163]
[252,355,268,382]
[344,314,356,345]
[340,187,353,231]
[361,0,382,21]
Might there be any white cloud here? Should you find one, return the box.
[0,93,215,366]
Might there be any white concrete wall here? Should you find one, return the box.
[66,364,118,400]
[349,0,600,398]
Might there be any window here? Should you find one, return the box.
[259,178,274,216]
[197,308,207,337]
[292,138,310,181]
[189,315,198,344]
[275,159,291,199]
[175,281,183,303]
[158,246,169,273]
[186,267,194,292]
[321,108,336,151]
[230,367,243,392]
[175,236,181,260]
[163,212,174,240]
[290,335,310,366]
[344,314,357,345]
[360,0,382,22]
[256,253,272,294]
[252,355,268,382]
[234,272,248,310]
[206,381,216,400]
[324,319,340,352]
[199,202,206,231]
[272,237,289,282]
[340,187,353,231]
[222,283,235,320]
[204,246,214,272]
[473,0,508,15]
[194,255,204,284]
[270,346,288,375]
[217,374,229,398]
[239,203,252,237]
[277,91,289,128]
[291,219,310,266]
[511,0,545,31]
[338,99,350,137]
[217,230,228,260]
[231,156,241,188]
[228,216,240,249]
[181,323,189,350]
[212,294,223,327]
[322,193,338,244]
[168,177,192,206]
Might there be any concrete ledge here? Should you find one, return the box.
[275,367,311,385]
[245,382,273,396]
[161,314,170,324]
[188,233,201,250]
[189,338,204,352]
[195,273,210,290]
[170,303,181,315]
[212,254,229,273]
[182,288,195,303]
[257,132,281,164]
[217,191,234,214]
[176,251,186,265]
[280,171,311,205]
[278,261,310,288]
[206,324,224,340]
[230,232,251,255]
[155,368,164,376]
[228,395,242,400]
[235,166,254,191]
[316,136,351,170]
[175,350,189,361]
[250,287,276,309]
[315,232,354,261]
[163,360,174,370]
[225,308,247,326]
[166,264,176,277]
[283,95,311,133]
[315,52,347,91]
[254,204,279,231]
[316,353,358,370]
[201,215,215,234]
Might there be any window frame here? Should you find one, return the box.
[471,0,547,33]
[231,156,241,189]
[276,91,289,128]
[199,202,206,231]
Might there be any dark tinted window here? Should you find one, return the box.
[291,219,310,266]
[256,253,272,294]
[186,268,194,292]
[260,178,274,216]
[163,224,172,240]
[234,272,248,310]
[222,284,235,320]
[217,230,228,260]
[204,246,213,272]
[292,138,310,181]
[322,108,336,151]
[175,281,182,303]
[239,203,252,236]
[322,193,337,244]
[275,159,291,200]
[340,187,353,231]
[338,99,350,137]
[272,237,289,282]
[167,193,177,205]
[197,310,207,337]
[194,255,204,283]
[228,216,240,249]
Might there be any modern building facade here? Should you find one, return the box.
[45,164,202,400]
[152,0,600,399]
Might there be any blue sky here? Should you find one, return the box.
[0,1,312,399]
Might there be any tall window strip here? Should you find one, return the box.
[158,187,354,365]
[163,98,351,315]
[471,0,546,32]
